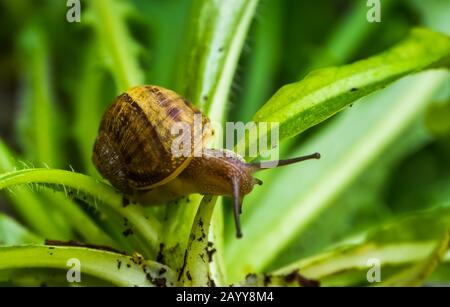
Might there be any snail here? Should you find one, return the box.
[92,85,320,238]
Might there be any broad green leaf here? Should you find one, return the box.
[260,0,450,281]
[0,246,176,287]
[0,213,43,246]
[253,28,450,143]
[178,0,259,124]
[267,118,432,269]
[225,70,449,283]
[279,4,450,286]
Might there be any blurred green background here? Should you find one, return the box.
[0,0,449,286]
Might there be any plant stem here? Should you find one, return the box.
[179,196,219,286]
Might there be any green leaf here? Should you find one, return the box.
[0,140,114,247]
[267,122,430,269]
[73,45,106,176]
[274,207,450,285]
[40,190,116,248]
[425,99,450,136]
[0,168,160,258]
[253,28,450,143]
[379,233,449,286]
[0,246,176,287]
[134,0,192,88]
[158,195,203,270]
[0,213,43,246]
[306,0,394,72]
[88,0,144,91]
[283,242,438,283]
[237,0,283,122]
[178,0,259,124]
[0,268,113,286]
[0,140,68,238]
[17,25,62,168]
[237,271,318,287]
[225,70,449,282]
[409,0,450,35]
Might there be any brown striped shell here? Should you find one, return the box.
[92,85,212,194]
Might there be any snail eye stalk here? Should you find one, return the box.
[232,177,243,238]
[248,152,321,172]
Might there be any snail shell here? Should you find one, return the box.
[92,85,212,194]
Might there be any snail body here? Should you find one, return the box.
[137,148,256,204]
[93,85,320,237]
